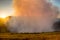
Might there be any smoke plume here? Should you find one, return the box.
[6,0,58,33]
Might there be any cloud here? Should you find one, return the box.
[6,0,58,33]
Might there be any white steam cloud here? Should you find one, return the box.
[6,0,58,33]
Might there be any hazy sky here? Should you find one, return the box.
[48,0,60,7]
[0,0,60,16]
[0,0,13,16]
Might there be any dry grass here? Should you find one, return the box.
[0,32,60,40]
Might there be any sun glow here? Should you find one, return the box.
[0,10,14,18]
[0,14,9,18]
[0,15,8,18]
